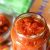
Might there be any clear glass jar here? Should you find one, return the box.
[11,12,49,50]
[0,12,13,43]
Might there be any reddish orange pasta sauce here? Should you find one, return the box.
[0,13,11,43]
[11,13,49,50]
[15,17,44,36]
[0,14,10,35]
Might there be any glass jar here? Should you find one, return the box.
[11,12,49,50]
[0,12,13,43]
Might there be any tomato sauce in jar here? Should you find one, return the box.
[0,13,11,43]
[11,13,49,50]
[0,14,10,35]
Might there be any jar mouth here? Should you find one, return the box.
[14,12,46,39]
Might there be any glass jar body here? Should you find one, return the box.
[11,27,49,50]
[11,13,49,50]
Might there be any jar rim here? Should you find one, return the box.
[14,12,47,39]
